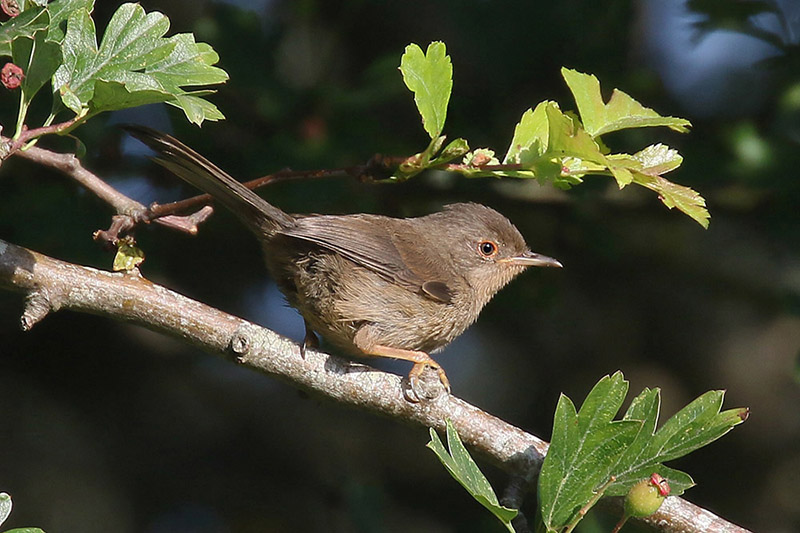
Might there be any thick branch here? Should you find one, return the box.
[0,239,750,533]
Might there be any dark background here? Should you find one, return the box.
[2,1,799,531]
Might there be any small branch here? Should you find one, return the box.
[143,153,402,220]
[0,238,752,533]
[3,134,400,241]
[2,119,80,155]
[4,140,212,243]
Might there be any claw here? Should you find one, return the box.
[300,320,319,359]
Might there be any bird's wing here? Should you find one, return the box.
[278,215,453,303]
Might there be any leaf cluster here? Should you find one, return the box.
[398,42,709,227]
[427,372,747,533]
[0,0,228,140]
[538,371,748,532]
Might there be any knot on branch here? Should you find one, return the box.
[21,288,57,331]
[230,326,252,361]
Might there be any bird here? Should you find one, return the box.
[125,125,562,401]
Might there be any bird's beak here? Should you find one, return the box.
[501,251,563,268]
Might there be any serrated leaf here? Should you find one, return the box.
[52,8,95,111]
[539,372,642,530]
[631,171,710,228]
[562,67,691,137]
[605,388,747,497]
[504,102,549,163]
[632,143,683,175]
[429,137,469,165]
[46,0,94,42]
[0,492,11,526]
[0,7,49,56]
[169,92,225,124]
[545,103,608,165]
[400,41,452,139]
[428,420,517,531]
[52,3,227,126]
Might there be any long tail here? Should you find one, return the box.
[124,125,295,234]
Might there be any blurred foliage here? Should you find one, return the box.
[1,1,799,532]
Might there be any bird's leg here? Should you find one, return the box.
[300,320,319,359]
[353,327,450,402]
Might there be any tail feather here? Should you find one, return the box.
[124,125,295,233]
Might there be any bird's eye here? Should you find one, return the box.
[478,240,498,257]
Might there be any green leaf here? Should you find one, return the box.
[12,29,62,108]
[631,171,710,228]
[544,103,608,166]
[631,143,683,175]
[113,237,145,271]
[46,0,94,43]
[5,529,46,533]
[429,137,469,165]
[562,67,691,137]
[539,372,642,531]
[52,2,228,126]
[400,41,452,139]
[392,134,447,180]
[428,420,518,532]
[604,388,748,497]
[0,492,11,527]
[0,7,49,57]
[169,92,225,124]
[504,102,549,163]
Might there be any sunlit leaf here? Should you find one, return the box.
[504,102,549,163]
[429,137,469,165]
[632,143,684,175]
[0,492,11,527]
[52,2,227,126]
[632,171,710,228]
[113,237,145,271]
[400,41,452,139]
[46,0,94,42]
[562,68,691,137]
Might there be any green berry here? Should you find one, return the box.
[624,474,670,518]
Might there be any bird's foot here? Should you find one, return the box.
[405,362,451,403]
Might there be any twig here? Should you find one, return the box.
[3,135,401,242]
[2,119,78,154]
[4,140,213,243]
[143,153,402,220]
[0,238,752,533]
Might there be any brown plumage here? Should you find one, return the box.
[125,125,562,401]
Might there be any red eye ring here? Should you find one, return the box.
[478,241,498,257]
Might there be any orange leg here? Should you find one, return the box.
[362,343,451,401]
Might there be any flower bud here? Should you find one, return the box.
[1,63,23,90]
